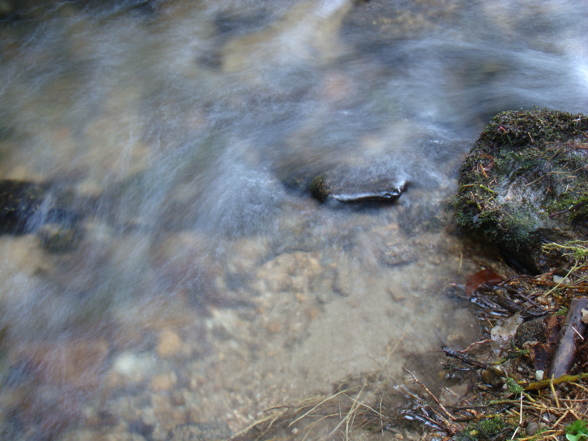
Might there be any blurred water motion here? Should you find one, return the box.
[0,0,587,439]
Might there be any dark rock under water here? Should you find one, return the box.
[308,168,408,205]
[0,180,83,251]
[0,180,80,234]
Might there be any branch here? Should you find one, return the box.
[550,297,588,379]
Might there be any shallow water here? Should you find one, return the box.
[0,0,587,439]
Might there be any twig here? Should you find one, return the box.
[441,347,489,370]
[524,372,588,391]
[404,368,455,421]
[550,376,560,409]
[550,297,588,378]
[460,339,492,352]
[545,263,581,295]
[568,324,585,340]
[510,393,523,440]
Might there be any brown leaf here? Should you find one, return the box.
[465,268,503,296]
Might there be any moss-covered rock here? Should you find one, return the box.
[454,109,588,273]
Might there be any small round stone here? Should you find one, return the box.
[156,329,183,359]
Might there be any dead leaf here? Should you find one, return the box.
[465,268,503,296]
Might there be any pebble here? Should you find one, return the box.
[156,329,183,359]
[151,372,177,392]
[151,398,187,434]
[388,288,407,301]
[254,251,323,294]
[526,421,540,436]
[107,351,156,387]
[265,321,282,334]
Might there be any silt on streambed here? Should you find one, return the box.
[0,0,587,439]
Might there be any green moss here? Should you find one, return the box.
[454,108,588,271]
[505,377,524,394]
[566,420,588,441]
[542,241,588,262]
[478,109,588,149]
[455,417,512,441]
[308,175,328,202]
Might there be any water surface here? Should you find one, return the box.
[0,0,587,439]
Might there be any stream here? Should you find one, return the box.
[0,0,587,440]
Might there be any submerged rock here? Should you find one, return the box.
[284,164,408,206]
[454,109,588,273]
[0,180,48,234]
[0,179,83,251]
[310,170,407,204]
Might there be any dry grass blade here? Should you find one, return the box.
[287,388,352,428]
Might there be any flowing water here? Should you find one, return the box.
[0,0,588,439]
